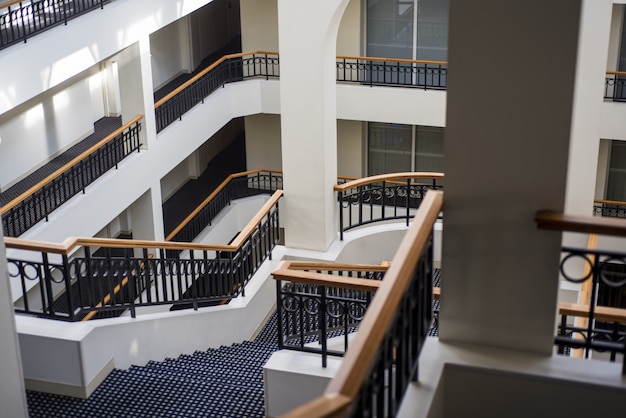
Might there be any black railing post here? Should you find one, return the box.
[62,254,75,321]
[190,251,198,311]
[129,263,137,319]
[381,181,386,221]
[62,0,69,25]
[276,280,285,350]
[339,190,345,240]
[320,286,328,368]
[406,179,411,226]
[41,253,56,316]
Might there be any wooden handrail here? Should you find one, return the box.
[153,50,279,108]
[606,70,626,76]
[282,190,443,417]
[0,0,32,8]
[164,168,282,241]
[4,190,283,255]
[336,54,448,67]
[535,210,626,237]
[325,190,442,397]
[559,302,626,324]
[276,260,389,273]
[272,261,387,292]
[593,198,626,206]
[0,114,143,215]
[334,172,444,192]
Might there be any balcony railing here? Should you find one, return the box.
[0,0,110,50]
[166,169,282,244]
[154,51,280,133]
[593,199,626,218]
[604,71,626,101]
[536,210,626,374]
[272,261,387,367]
[5,190,282,321]
[336,55,447,89]
[335,172,443,240]
[281,190,442,418]
[1,115,142,238]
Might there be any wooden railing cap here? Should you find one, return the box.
[536,210,626,237]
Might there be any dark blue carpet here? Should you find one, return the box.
[26,314,280,418]
[25,272,442,417]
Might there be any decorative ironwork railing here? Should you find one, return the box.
[604,71,626,101]
[1,115,142,238]
[335,172,443,240]
[536,210,626,374]
[166,169,282,244]
[6,190,282,321]
[593,199,626,218]
[281,190,442,418]
[0,0,110,49]
[272,261,387,367]
[336,55,447,89]
[154,51,280,133]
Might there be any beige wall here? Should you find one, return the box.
[337,0,362,56]
[337,120,363,177]
[241,0,279,52]
[245,114,283,170]
[241,0,361,55]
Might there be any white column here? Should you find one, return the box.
[277,0,350,251]
[440,0,582,353]
[561,0,613,305]
[564,0,613,215]
[0,228,29,418]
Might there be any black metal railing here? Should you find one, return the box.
[154,51,280,133]
[335,173,443,240]
[604,72,626,101]
[1,117,142,238]
[555,246,626,373]
[336,56,447,89]
[0,0,110,50]
[166,170,282,244]
[348,232,434,418]
[7,191,282,321]
[593,200,626,218]
[274,263,386,367]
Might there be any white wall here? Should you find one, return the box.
[0,67,103,189]
[338,85,446,126]
[0,223,28,417]
[0,0,220,116]
[150,17,192,90]
[113,43,149,126]
[607,4,624,71]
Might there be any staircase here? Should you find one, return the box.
[26,313,280,417]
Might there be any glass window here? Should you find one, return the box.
[606,141,626,201]
[415,125,444,172]
[368,123,413,175]
[368,122,444,175]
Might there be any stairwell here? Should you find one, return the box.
[26,312,281,418]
